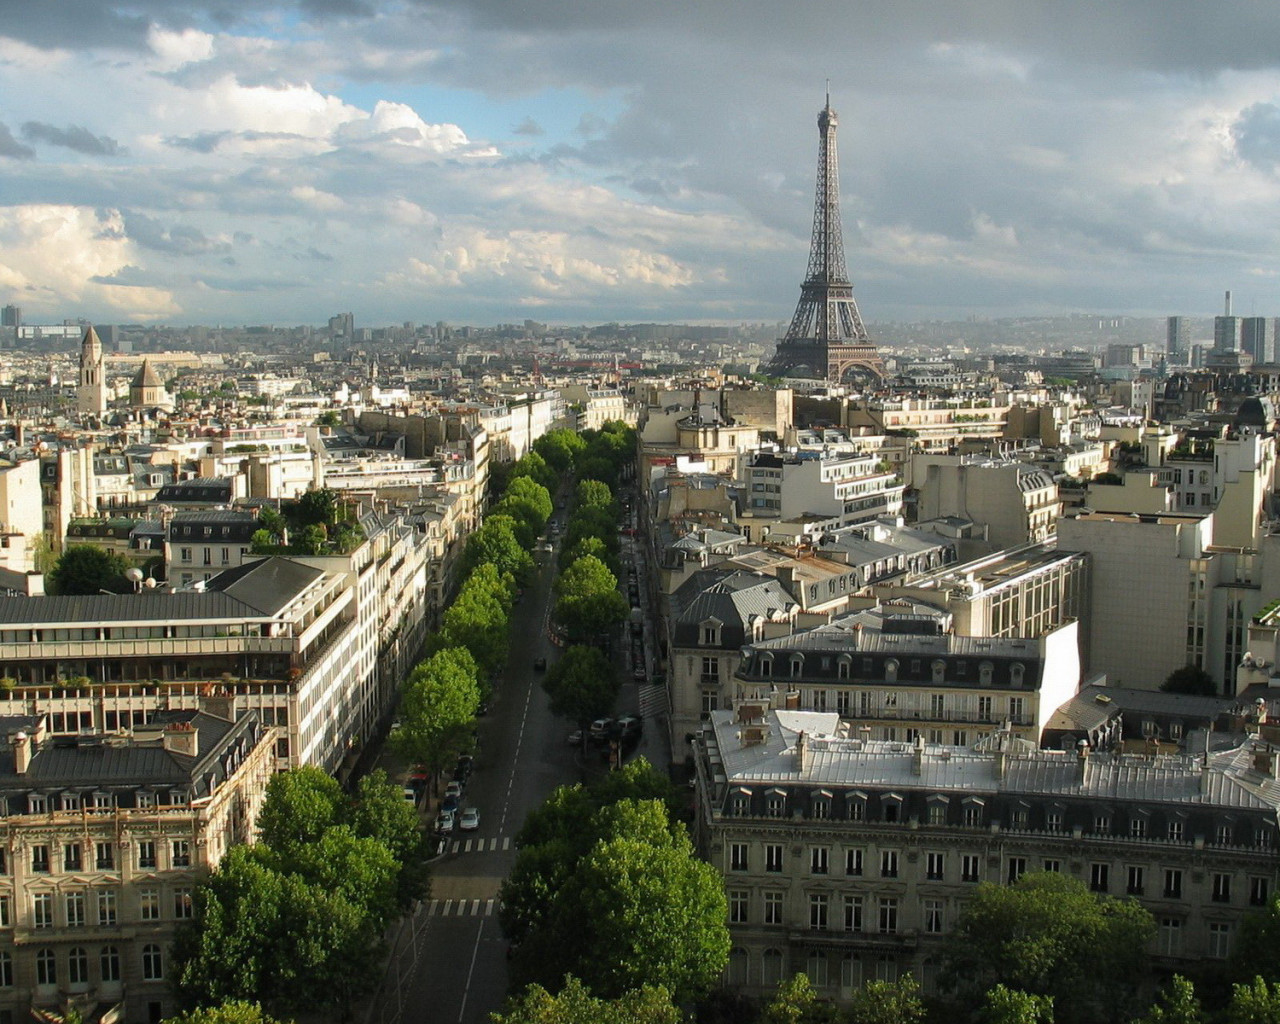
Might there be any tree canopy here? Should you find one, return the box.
[1161,663,1218,696]
[492,976,679,1024]
[541,644,619,724]
[162,1000,294,1024]
[553,554,628,643]
[940,871,1155,1024]
[439,563,512,680]
[462,514,535,584]
[46,544,134,595]
[533,429,588,475]
[394,644,482,772]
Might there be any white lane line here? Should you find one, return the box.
[456,918,486,1023]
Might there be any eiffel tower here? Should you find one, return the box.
[766,94,885,382]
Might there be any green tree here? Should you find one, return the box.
[1160,664,1217,696]
[558,535,621,580]
[1131,975,1204,1024]
[846,977,927,1024]
[292,488,339,528]
[491,976,680,1024]
[575,455,618,488]
[762,973,841,1024]
[495,476,554,544]
[172,845,379,1017]
[1227,978,1280,1024]
[542,645,619,724]
[250,529,277,555]
[394,646,481,772]
[533,429,587,475]
[255,766,345,857]
[510,450,559,493]
[564,506,619,555]
[162,1001,293,1024]
[462,515,535,583]
[1234,895,1280,984]
[983,986,1055,1024]
[46,544,134,595]
[575,479,617,515]
[29,531,55,574]
[269,825,399,927]
[553,555,628,643]
[349,769,431,906]
[941,872,1154,1024]
[441,564,512,679]
[316,411,341,427]
[296,523,328,556]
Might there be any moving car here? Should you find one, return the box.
[459,807,481,831]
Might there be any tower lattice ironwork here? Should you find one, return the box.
[766,95,885,382]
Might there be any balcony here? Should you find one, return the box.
[0,635,293,661]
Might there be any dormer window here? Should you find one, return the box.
[700,619,722,646]
[790,656,804,679]
[1010,663,1025,687]
[979,661,994,685]
[760,655,773,678]
[837,656,851,680]
[766,789,787,818]
[931,660,946,684]
[884,659,899,683]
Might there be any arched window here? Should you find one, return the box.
[762,948,785,987]
[142,944,163,982]
[931,660,947,683]
[806,951,829,987]
[885,659,899,682]
[840,954,861,994]
[727,948,748,986]
[790,656,804,678]
[1010,663,1025,687]
[979,661,994,685]
[67,947,89,987]
[837,656,851,680]
[100,946,121,983]
[760,655,773,678]
[36,948,56,987]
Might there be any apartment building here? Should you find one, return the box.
[848,396,1012,458]
[914,457,1062,551]
[0,704,274,1023]
[693,704,1280,1001]
[733,602,1080,746]
[0,513,427,776]
[165,510,258,588]
[740,451,905,532]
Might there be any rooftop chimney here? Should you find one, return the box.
[10,731,31,775]
[1225,290,1233,317]
[163,721,199,758]
[1076,738,1090,784]
[911,734,925,776]
[795,730,811,772]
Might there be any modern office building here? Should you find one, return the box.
[1166,316,1190,361]
[1214,291,1241,353]
[1242,317,1273,366]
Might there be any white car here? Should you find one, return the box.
[459,807,480,831]
[434,809,456,834]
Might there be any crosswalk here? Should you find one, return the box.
[446,836,512,854]
[424,898,497,918]
[638,682,669,719]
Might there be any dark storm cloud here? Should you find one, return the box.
[123,212,230,256]
[21,122,123,156]
[0,122,34,160]
[1233,102,1280,171]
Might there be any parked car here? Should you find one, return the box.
[589,717,615,742]
[455,754,474,777]
[616,715,643,739]
[445,781,464,801]
[402,786,418,804]
[434,809,456,833]
[459,807,481,831]
[442,794,461,816]
[567,729,583,746]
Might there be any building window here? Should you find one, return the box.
[98,890,117,926]
[844,848,864,877]
[729,890,749,925]
[142,944,163,982]
[68,947,89,986]
[812,795,831,820]
[928,802,947,826]
[65,891,86,928]
[1008,696,1024,721]
[1251,877,1270,907]
[809,894,829,931]
[766,793,786,818]
[926,852,945,881]
[1093,814,1110,835]
[31,844,49,873]
[844,895,863,933]
[33,892,53,929]
[1010,806,1028,829]
[1046,810,1063,832]
[848,798,865,822]
[729,843,748,872]
[1164,869,1183,899]
[100,946,120,983]
[762,949,784,987]
[810,847,829,875]
[1159,917,1182,956]
[1008,858,1027,884]
[878,898,898,934]
[764,891,783,926]
[1168,820,1184,842]
[0,895,8,928]
[923,899,944,934]
[765,844,783,873]
[96,842,115,870]
[961,854,981,883]
[1127,866,1144,896]
[730,792,750,816]
[173,888,193,920]
[172,840,191,868]
[0,951,11,987]
[138,841,157,870]
[1208,922,1232,959]
[36,948,56,987]
[1212,873,1232,903]
[701,626,719,646]
[806,951,829,988]
[964,804,984,829]
[1130,817,1148,839]
[64,842,83,871]
[1089,863,1109,893]
[139,888,160,921]
[1216,824,1233,845]
[1043,859,1061,873]
[977,695,993,720]
[881,850,899,878]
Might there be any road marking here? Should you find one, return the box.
[456,917,487,1023]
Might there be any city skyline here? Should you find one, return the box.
[5,3,1280,326]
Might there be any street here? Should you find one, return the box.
[364,506,668,1024]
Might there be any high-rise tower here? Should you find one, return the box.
[766,94,884,382]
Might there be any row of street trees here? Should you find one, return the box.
[172,767,428,1019]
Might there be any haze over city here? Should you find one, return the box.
[5,1,1280,327]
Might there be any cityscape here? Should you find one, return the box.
[9,4,1280,1024]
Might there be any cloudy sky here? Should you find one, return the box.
[4,1,1280,328]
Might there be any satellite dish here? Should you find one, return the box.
[125,567,144,584]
